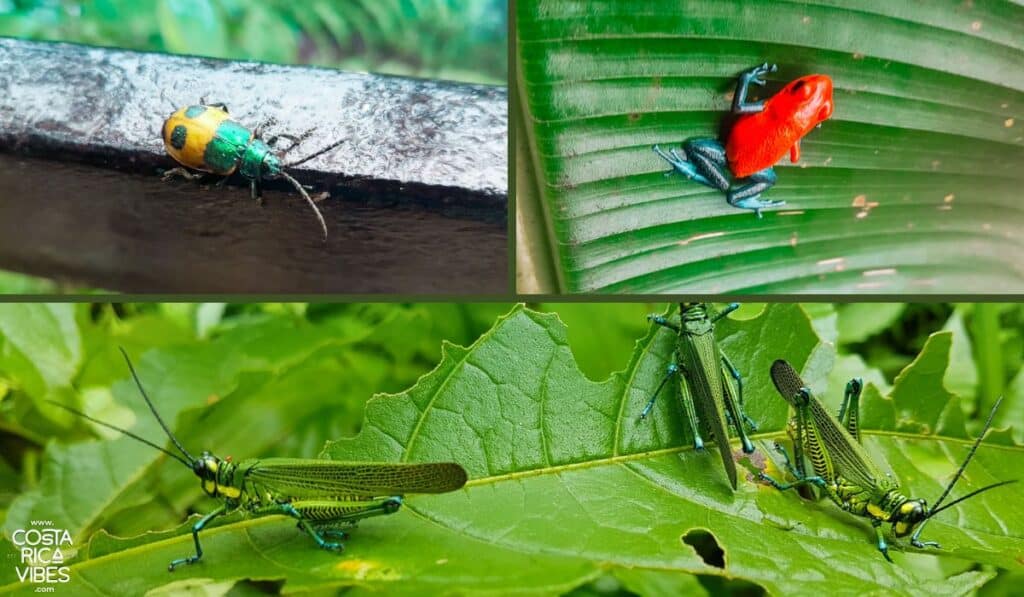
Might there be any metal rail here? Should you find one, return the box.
[0,38,507,293]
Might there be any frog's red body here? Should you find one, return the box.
[654,64,835,217]
[726,75,834,178]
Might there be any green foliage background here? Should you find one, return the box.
[0,302,1020,595]
[0,0,507,84]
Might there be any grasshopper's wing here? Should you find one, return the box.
[681,335,737,489]
[769,360,887,489]
[246,459,468,497]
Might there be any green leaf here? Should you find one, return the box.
[0,304,82,399]
[158,0,229,59]
[516,0,1024,292]
[1,305,1019,595]
[237,5,298,64]
[837,303,907,344]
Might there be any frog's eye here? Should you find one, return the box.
[789,80,812,99]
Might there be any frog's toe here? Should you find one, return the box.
[731,196,785,215]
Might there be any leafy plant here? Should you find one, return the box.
[0,0,507,83]
[516,0,1024,292]
[1,303,1020,595]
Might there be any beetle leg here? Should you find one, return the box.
[199,97,229,113]
[265,133,301,154]
[250,179,264,205]
[161,167,205,182]
[252,116,282,140]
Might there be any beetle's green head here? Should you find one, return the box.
[239,139,282,181]
[261,150,284,179]
[892,499,928,536]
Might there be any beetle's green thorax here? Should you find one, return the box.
[239,138,281,180]
[193,451,241,501]
[203,121,251,174]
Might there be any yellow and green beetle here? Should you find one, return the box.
[161,103,328,240]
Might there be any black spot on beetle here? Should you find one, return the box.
[185,105,206,118]
[170,125,188,150]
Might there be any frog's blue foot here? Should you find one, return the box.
[727,167,780,217]
[653,144,718,189]
[729,195,785,218]
[653,144,700,179]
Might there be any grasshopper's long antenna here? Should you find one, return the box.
[46,400,192,468]
[119,347,195,463]
[926,480,1018,519]
[912,396,1014,543]
[928,396,1005,514]
[278,171,328,241]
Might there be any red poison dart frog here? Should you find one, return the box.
[654,63,834,217]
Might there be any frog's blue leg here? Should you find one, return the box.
[680,138,730,191]
[732,63,777,114]
[653,143,714,188]
[727,168,783,218]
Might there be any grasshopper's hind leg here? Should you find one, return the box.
[838,378,864,441]
[721,367,754,454]
[721,353,757,432]
[674,366,706,452]
[275,497,405,552]
[271,503,346,551]
[758,442,827,490]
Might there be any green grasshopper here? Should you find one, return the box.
[640,302,756,489]
[760,359,1015,561]
[51,349,468,571]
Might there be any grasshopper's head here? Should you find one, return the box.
[678,302,703,316]
[192,451,239,499]
[891,498,928,536]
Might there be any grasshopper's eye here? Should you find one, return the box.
[893,500,927,536]
[192,454,219,481]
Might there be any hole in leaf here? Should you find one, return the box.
[697,575,766,596]
[682,528,724,568]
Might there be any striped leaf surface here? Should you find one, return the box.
[517,0,1024,293]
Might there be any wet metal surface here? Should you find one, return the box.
[0,38,507,293]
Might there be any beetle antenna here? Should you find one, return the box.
[278,171,328,241]
[119,348,196,462]
[45,400,192,468]
[283,138,346,169]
